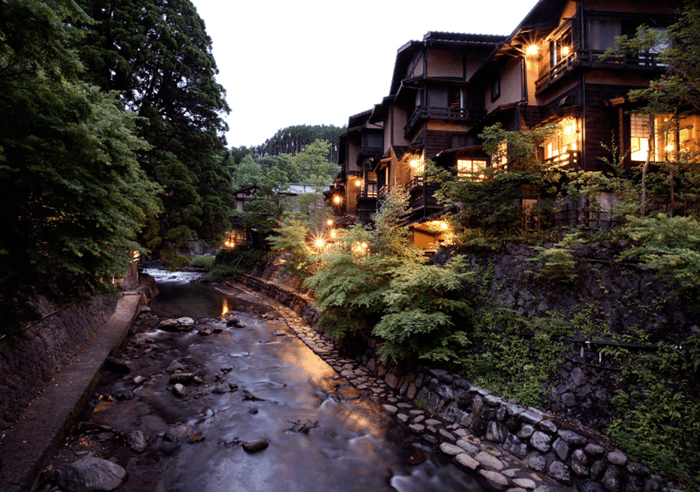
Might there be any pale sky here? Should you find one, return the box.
[190,0,540,148]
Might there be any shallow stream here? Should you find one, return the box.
[51,270,490,492]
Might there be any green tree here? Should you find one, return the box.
[293,140,340,189]
[79,0,232,250]
[0,0,162,333]
[609,4,700,214]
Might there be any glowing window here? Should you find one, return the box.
[457,159,487,178]
[544,118,579,163]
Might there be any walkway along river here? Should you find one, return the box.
[42,270,493,492]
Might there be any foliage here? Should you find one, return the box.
[529,233,581,283]
[268,219,317,282]
[230,139,340,192]
[256,124,346,163]
[621,213,700,293]
[604,334,700,481]
[160,249,191,271]
[304,225,392,339]
[373,257,474,361]
[204,246,266,281]
[606,4,700,215]
[190,255,216,269]
[79,0,232,249]
[0,0,161,334]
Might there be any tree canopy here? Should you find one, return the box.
[0,0,162,333]
[254,124,345,162]
[78,0,232,250]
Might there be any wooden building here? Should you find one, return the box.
[329,0,688,249]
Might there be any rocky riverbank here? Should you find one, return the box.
[235,271,691,492]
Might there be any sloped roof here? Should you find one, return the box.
[389,31,507,96]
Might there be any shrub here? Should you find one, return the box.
[190,255,216,269]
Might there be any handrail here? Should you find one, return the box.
[536,50,660,91]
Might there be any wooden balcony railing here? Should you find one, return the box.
[543,150,581,170]
[536,51,661,92]
[405,106,486,134]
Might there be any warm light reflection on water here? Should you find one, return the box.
[221,297,230,316]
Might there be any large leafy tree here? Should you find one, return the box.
[0,0,162,333]
[78,0,232,249]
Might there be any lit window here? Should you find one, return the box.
[493,140,508,169]
[457,159,487,178]
[544,118,579,164]
[631,114,700,162]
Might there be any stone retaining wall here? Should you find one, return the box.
[380,364,662,492]
[236,273,319,327]
[0,296,118,430]
[0,275,158,433]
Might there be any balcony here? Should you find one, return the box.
[536,51,661,93]
[543,149,581,170]
[405,105,486,135]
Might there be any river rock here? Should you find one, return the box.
[242,438,269,453]
[601,464,622,492]
[159,317,195,332]
[607,450,628,466]
[571,448,589,476]
[58,456,126,492]
[530,431,552,453]
[475,451,504,470]
[579,481,607,492]
[169,373,195,384]
[172,383,187,397]
[166,360,186,372]
[132,375,146,385]
[125,429,147,453]
[198,326,213,335]
[552,437,570,461]
[439,443,463,456]
[455,452,479,470]
[212,383,231,394]
[558,429,587,446]
[105,357,131,374]
[486,421,506,443]
[539,419,557,433]
[529,454,547,472]
[547,460,571,484]
[227,317,245,328]
[517,424,535,439]
[503,434,528,458]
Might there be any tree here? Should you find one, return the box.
[610,4,700,214]
[78,0,232,250]
[0,0,162,333]
[256,124,346,162]
[294,140,340,190]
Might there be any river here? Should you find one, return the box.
[48,269,491,492]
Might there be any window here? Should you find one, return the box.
[589,19,621,51]
[490,75,501,102]
[630,114,651,161]
[630,114,700,162]
[544,118,579,163]
[448,87,464,110]
[492,140,508,169]
[457,159,487,178]
[550,29,572,67]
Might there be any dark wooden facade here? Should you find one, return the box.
[328,0,688,248]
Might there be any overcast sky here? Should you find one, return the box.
[190,0,540,148]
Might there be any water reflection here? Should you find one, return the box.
[139,270,488,492]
